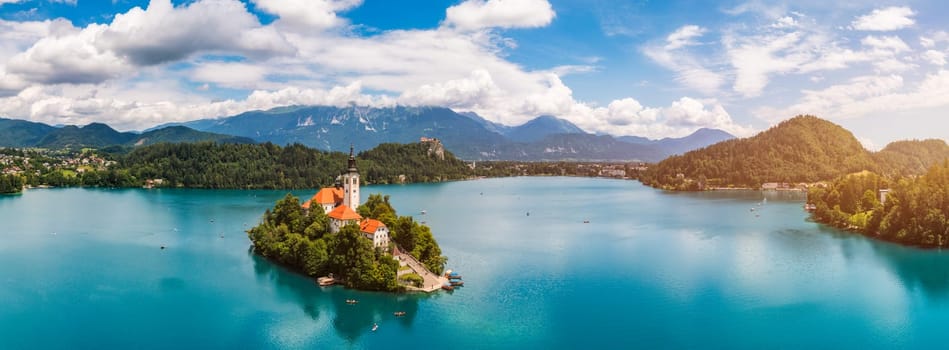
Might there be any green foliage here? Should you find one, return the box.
[809,161,949,247]
[642,115,878,190]
[873,139,949,178]
[400,273,424,287]
[357,194,397,226]
[357,142,472,184]
[389,216,446,275]
[247,193,412,292]
[0,174,24,194]
[117,141,472,189]
[640,116,949,191]
[808,171,887,229]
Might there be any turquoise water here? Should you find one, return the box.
[2,177,949,349]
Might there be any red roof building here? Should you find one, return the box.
[328,205,362,233]
[360,219,390,248]
[302,187,343,212]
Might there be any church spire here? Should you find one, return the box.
[343,143,360,209]
[348,144,357,172]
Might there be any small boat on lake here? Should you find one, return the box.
[441,284,454,291]
[372,323,378,332]
[317,276,335,286]
[393,311,406,317]
[346,299,359,304]
[450,280,465,287]
[420,210,427,215]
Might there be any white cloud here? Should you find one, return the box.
[771,16,798,29]
[726,31,810,97]
[716,18,921,97]
[601,98,654,126]
[0,0,25,5]
[861,35,910,53]
[665,25,705,50]
[398,69,501,109]
[643,25,723,95]
[100,0,293,65]
[757,71,949,122]
[588,97,754,138]
[923,50,946,66]
[444,0,555,31]
[190,62,269,89]
[723,0,787,20]
[251,0,361,31]
[851,6,915,32]
[920,31,949,49]
[5,23,131,84]
[3,0,294,86]
[664,97,733,129]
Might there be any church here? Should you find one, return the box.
[302,146,390,249]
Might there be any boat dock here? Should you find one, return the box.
[394,245,449,293]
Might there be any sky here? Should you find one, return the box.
[0,0,947,148]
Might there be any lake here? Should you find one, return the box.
[2,177,949,349]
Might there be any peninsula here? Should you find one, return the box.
[639,115,949,248]
[247,146,448,292]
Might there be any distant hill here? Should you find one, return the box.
[0,118,57,147]
[618,128,735,156]
[873,139,949,177]
[168,105,732,162]
[0,119,253,149]
[486,133,666,161]
[642,115,949,190]
[457,111,511,135]
[504,115,585,142]
[131,126,255,146]
[36,122,136,148]
[642,115,878,189]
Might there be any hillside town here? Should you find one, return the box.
[0,149,115,177]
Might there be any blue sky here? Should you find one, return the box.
[0,0,947,148]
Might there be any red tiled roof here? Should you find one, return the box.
[328,205,362,221]
[360,219,386,234]
[302,187,343,209]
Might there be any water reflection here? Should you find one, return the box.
[248,249,421,342]
[869,243,949,301]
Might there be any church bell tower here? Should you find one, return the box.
[342,144,360,209]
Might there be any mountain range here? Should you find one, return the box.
[1,106,734,161]
[154,105,734,162]
[0,118,254,149]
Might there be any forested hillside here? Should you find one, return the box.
[357,142,472,183]
[873,139,949,178]
[808,162,949,247]
[641,115,877,190]
[118,141,473,189]
[641,115,949,190]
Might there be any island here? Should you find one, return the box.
[247,146,448,292]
